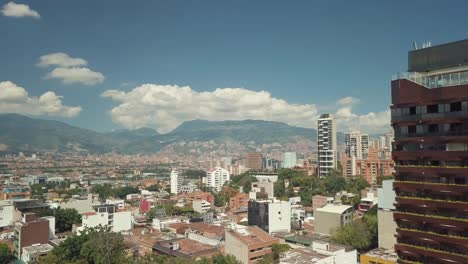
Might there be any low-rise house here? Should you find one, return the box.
[153,237,219,259]
[314,202,353,236]
[21,243,53,263]
[13,213,53,259]
[225,226,280,264]
[193,199,211,214]
[78,204,132,233]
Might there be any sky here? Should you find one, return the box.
[1,0,468,134]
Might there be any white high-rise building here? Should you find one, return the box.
[170,169,182,194]
[205,167,230,192]
[282,152,297,168]
[344,130,369,160]
[317,114,337,177]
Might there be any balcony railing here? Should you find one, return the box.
[397,227,468,243]
[397,196,468,206]
[394,181,468,193]
[393,71,468,89]
[394,211,468,226]
[395,243,468,261]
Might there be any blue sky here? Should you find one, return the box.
[1,0,468,133]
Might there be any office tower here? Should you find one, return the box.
[317,114,337,177]
[392,39,468,264]
[170,168,182,194]
[282,152,297,168]
[246,152,263,171]
[205,167,230,192]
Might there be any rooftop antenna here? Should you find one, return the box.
[413,41,418,50]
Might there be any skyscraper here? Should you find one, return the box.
[392,39,468,263]
[317,114,337,177]
[170,168,182,194]
[205,167,230,192]
[344,130,369,160]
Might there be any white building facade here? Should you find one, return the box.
[170,169,183,194]
[317,114,337,177]
[205,167,230,192]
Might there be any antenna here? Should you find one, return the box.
[413,41,418,50]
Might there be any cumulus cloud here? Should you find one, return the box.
[37,53,87,68]
[0,81,81,117]
[102,84,390,134]
[37,52,105,86]
[1,2,40,18]
[45,67,105,85]
[337,96,360,106]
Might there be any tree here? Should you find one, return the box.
[331,207,378,252]
[271,243,291,260]
[146,184,159,192]
[211,254,241,264]
[0,243,15,264]
[39,227,126,264]
[54,208,82,233]
[92,184,113,201]
[324,175,346,195]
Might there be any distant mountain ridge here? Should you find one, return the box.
[0,114,342,154]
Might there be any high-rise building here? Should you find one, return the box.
[361,134,369,159]
[170,169,182,194]
[14,213,52,259]
[344,130,369,160]
[317,114,337,177]
[205,167,230,192]
[246,152,263,171]
[282,152,297,168]
[391,39,468,264]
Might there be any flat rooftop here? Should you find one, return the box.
[280,247,329,263]
[361,248,398,262]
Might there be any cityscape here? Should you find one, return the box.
[1,1,468,264]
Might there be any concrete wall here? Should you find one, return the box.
[0,203,14,228]
[113,211,132,232]
[378,210,397,250]
[268,201,291,233]
[314,210,340,236]
[225,231,249,264]
[378,180,395,210]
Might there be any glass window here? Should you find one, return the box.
[450,102,462,112]
[427,104,439,114]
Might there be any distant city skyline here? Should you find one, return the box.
[1,1,468,133]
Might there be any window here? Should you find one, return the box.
[408,126,416,134]
[428,124,439,133]
[409,106,416,115]
[449,123,463,132]
[450,102,462,112]
[427,104,439,114]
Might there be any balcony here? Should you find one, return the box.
[393,150,468,161]
[395,165,468,176]
[394,212,468,228]
[393,181,468,194]
[395,243,468,263]
[397,228,468,246]
[396,196,468,210]
[392,71,468,89]
[392,111,468,125]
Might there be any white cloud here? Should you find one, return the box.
[37,53,105,86]
[102,84,390,134]
[0,81,81,117]
[37,52,87,68]
[337,96,360,106]
[1,2,40,18]
[45,67,105,85]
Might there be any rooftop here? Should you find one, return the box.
[153,238,218,258]
[315,203,353,214]
[280,247,329,263]
[361,248,398,262]
[227,226,279,246]
[22,243,54,254]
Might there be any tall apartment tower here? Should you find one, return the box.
[345,130,369,160]
[317,114,337,177]
[170,169,182,194]
[391,39,468,264]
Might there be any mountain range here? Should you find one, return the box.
[0,114,344,155]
